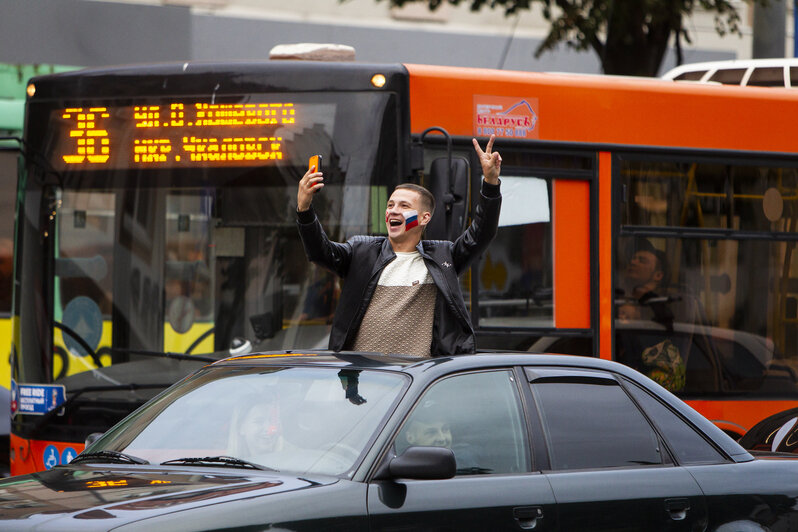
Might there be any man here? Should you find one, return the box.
[617,240,685,392]
[623,245,669,301]
[403,415,452,449]
[399,402,483,474]
[619,241,674,329]
[296,135,502,357]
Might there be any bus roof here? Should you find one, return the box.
[405,63,798,155]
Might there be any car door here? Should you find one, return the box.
[526,368,708,532]
[368,369,557,531]
[622,379,793,531]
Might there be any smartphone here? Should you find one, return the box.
[308,154,322,172]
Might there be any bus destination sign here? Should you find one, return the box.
[53,101,296,169]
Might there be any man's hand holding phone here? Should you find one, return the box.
[298,155,324,212]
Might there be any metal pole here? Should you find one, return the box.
[753,0,787,58]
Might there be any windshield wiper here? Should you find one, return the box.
[160,456,275,471]
[70,450,149,465]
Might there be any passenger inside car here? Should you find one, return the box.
[228,392,294,458]
[398,402,482,474]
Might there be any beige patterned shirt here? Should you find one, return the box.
[352,251,436,357]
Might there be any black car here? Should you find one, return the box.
[0,351,797,531]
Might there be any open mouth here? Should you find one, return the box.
[389,219,403,227]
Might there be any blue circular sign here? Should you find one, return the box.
[62,296,103,357]
[61,447,77,465]
[43,445,59,470]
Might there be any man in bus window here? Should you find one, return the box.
[617,239,685,392]
[296,135,502,357]
[619,239,674,330]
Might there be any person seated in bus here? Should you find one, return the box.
[295,135,502,357]
[617,239,686,392]
[618,238,675,331]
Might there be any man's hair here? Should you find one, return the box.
[632,238,670,288]
[651,249,670,288]
[394,183,435,216]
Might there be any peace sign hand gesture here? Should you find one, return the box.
[472,134,502,185]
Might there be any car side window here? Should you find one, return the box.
[530,377,663,470]
[624,381,726,465]
[395,370,529,475]
[708,68,746,85]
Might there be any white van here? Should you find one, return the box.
[661,58,798,88]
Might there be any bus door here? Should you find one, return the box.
[426,143,595,353]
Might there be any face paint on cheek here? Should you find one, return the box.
[403,210,419,231]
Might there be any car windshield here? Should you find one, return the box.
[88,364,407,477]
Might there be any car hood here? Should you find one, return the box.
[0,464,338,529]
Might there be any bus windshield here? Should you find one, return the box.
[14,88,399,441]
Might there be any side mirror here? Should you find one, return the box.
[426,156,469,241]
[387,446,456,480]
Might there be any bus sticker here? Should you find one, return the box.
[43,445,59,470]
[474,95,539,139]
[60,447,77,465]
[11,381,66,416]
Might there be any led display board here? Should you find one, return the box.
[51,101,299,169]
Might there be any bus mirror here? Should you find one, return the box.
[84,432,104,448]
[426,156,469,241]
[250,312,277,340]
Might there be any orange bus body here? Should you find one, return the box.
[405,63,798,153]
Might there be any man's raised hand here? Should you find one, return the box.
[472,134,502,185]
[297,165,324,212]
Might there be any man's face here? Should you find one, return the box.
[625,250,663,286]
[405,419,452,448]
[240,403,281,454]
[385,189,429,242]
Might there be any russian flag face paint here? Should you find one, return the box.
[403,210,419,231]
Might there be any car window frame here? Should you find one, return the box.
[376,367,536,478]
[619,376,731,465]
[525,367,675,472]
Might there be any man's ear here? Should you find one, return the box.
[419,211,432,226]
[653,270,664,283]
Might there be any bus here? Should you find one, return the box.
[10,57,798,474]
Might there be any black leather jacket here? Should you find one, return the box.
[296,181,501,356]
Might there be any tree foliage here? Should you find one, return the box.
[379,0,761,76]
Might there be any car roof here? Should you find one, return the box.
[661,58,798,88]
[211,349,751,462]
